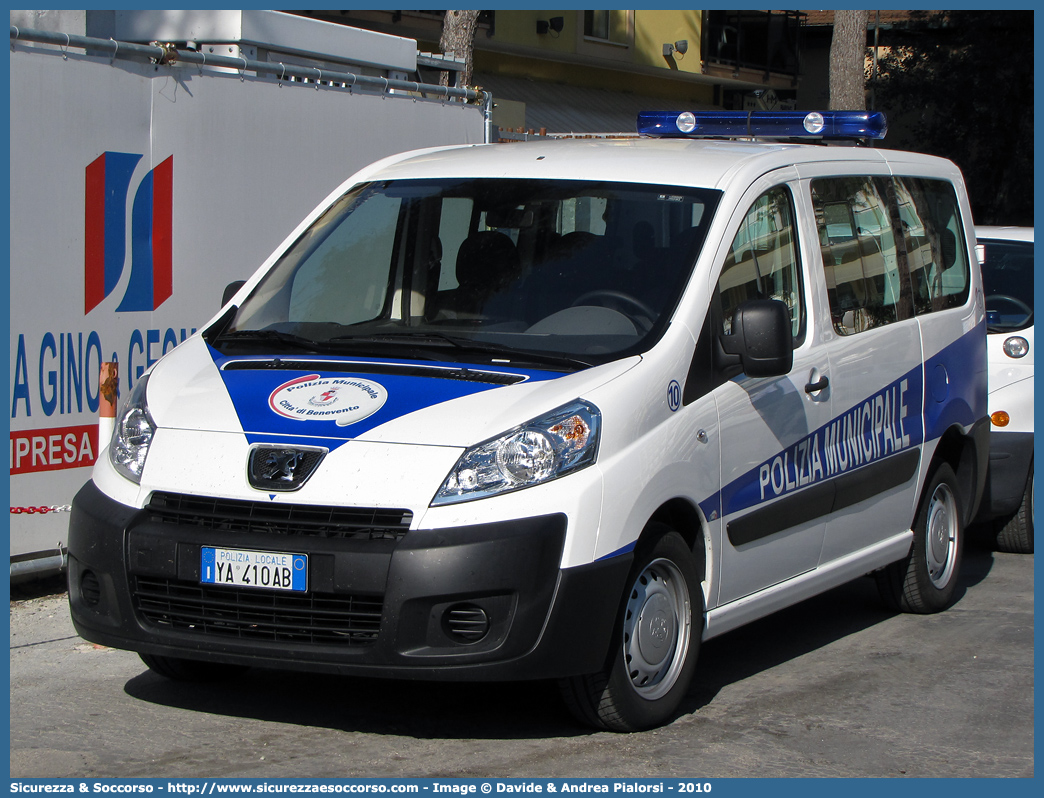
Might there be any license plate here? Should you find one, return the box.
[200,546,307,592]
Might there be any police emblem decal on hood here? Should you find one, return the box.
[212,353,564,447]
[268,374,388,426]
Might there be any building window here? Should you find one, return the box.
[583,10,629,44]
[703,10,803,79]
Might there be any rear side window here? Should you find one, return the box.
[811,177,910,336]
[810,175,969,337]
[893,177,970,314]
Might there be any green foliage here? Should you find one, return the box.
[875,11,1033,225]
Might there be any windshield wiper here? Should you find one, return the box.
[215,330,323,352]
[331,331,466,349]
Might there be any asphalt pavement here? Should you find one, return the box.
[8,531,1034,779]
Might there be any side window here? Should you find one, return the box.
[717,186,803,339]
[979,238,1034,331]
[893,177,970,314]
[437,197,475,291]
[811,177,909,335]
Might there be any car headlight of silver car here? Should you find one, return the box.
[1003,336,1030,359]
[432,400,601,506]
[109,374,156,484]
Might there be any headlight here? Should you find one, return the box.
[1003,336,1030,359]
[109,375,156,483]
[432,400,601,506]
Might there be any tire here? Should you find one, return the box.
[139,653,248,682]
[876,462,964,613]
[559,527,702,732]
[994,464,1034,554]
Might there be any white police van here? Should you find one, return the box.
[68,111,989,731]
[975,226,1034,553]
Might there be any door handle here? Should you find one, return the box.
[805,375,830,394]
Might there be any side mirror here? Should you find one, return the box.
[718,299,794,378]
[222,280,246,307]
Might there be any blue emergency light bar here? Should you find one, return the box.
[637,110,888,140]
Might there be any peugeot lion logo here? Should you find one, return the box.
[247,445,326,492]
[262,450,306,482]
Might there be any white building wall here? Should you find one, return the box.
[9,27,485,574]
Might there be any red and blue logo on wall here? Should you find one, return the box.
[84,152,173,314]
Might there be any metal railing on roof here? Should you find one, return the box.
[10,25,489,106]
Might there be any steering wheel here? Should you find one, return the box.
[572,290,656,330]
[985,294,1033,324]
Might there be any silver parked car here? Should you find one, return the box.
[976,226,1034,553]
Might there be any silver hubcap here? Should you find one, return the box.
[622,557,691,701]
[925,482,958,589]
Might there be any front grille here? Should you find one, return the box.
[146,492,412,541]
[133,577,382,646]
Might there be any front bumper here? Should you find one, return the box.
[68,481,630,680]
[978,430,1034,520]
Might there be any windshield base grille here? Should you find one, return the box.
[221,358,526,384]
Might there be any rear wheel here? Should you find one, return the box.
[876,463,964,613]
[139,653,247,682]
[560,527,702,732]
[994,463,1034,554]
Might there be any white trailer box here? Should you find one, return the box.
[9,11,486,579]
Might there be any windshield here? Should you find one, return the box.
[216,178,720,369]
[979,237,1034,332]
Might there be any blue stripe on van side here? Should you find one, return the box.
[597,541,636,561]
[706,322,986,528]
[721,366,925,520]
[922,322,989,442]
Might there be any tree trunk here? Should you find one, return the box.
[829,10,867,109]
[440,10,480,88]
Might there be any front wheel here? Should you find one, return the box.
[876,462,964,613]
[559,528,702,732]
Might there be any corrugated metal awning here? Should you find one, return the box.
[476,72,717,137]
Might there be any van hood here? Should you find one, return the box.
[145,337,637,451]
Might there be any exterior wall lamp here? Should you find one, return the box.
[663,40,689,58]
[537,17,564,36]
